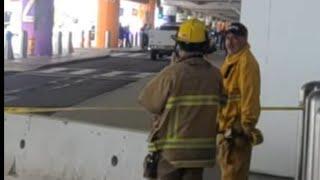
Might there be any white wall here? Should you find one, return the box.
[241,0,320,177]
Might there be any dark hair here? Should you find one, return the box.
[226,22,248,38]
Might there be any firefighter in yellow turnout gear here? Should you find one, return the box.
[139,19,222,180]
[218,22,264,180]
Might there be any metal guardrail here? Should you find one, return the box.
[297,81,320,180]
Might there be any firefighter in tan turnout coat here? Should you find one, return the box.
[139,19,222,180]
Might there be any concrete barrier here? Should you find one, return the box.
[4,113,216,180]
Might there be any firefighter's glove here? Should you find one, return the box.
[244,127,264,146]
[217,133,224,146]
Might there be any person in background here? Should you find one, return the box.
[118,24,125,48]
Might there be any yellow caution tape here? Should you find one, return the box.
[261,106,303,111]
[4,107,144,114]
[4,105,304,114]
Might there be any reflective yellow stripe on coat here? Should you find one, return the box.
[165,95,220,109]
[148,138,216,152]
[149,95,219,152]
[227,94,241,103]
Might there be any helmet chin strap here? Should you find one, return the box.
[174,42,181,59]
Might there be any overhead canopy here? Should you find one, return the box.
[162,0,241,21]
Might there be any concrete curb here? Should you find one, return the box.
[110,49,146,53]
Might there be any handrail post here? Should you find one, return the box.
[305,90,320,180]
[297,81,320,180]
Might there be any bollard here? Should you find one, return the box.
[20,30,28,58]
[135,32,139,47]
[28,37,35,56]
[68,32,74,54]
[5,31,14,60]
[130,34,134,47]
[132,33,136,47]
[105,31,110,48]
[57,31,62,55]
[123,38,126,48]
[87,30,92,48]
[80,30,85,48]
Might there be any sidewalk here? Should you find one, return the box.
[4,47,144,72]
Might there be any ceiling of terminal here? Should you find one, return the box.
[163,0,241,21]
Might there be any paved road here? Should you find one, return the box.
[4,52,169,107]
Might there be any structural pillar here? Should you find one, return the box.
[34,0,54,56]
[22,0,53,56]
[146,0,156,28]
[97,0,120,48]
[22,0,35,56]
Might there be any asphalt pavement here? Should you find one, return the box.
[4,52,169,107]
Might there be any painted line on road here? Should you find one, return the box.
[130,72,155,78]
[128,53,145,57]
[5,88,25,94]
[4,96,19,103]
[51,84,71,90]
[111,53,127,57]
[38,67,68,73]
[69,69,96,75]
[99,71,125,77]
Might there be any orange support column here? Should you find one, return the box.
[97,0,120,48]
[147,0,156,28]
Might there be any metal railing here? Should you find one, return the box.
[297,81,320,180]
